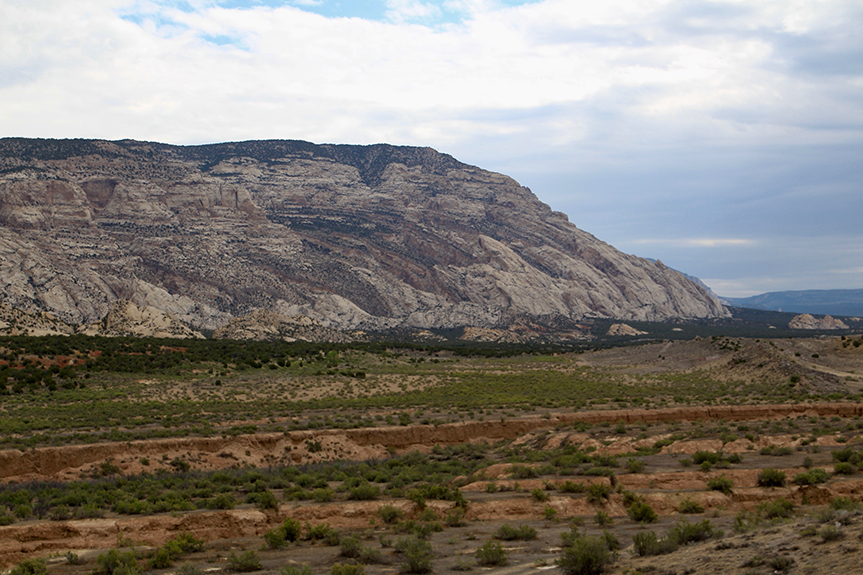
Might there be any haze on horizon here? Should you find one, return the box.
[1,0,861,298]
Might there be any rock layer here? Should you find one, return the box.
[0,138,727,332]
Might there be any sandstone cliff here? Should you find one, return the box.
[788,314,849,330]
[0,138,728,334]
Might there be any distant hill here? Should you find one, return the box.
[723,289,863,317]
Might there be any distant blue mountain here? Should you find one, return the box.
[723,289,863,317]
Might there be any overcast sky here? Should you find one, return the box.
[2,0,861,297]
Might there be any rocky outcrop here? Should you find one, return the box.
[211,309,359,342]
[0,303,74,336]
[606,323,647,336]
[789,314,849,330]
[78,299,204,339]
[0,138,728,334]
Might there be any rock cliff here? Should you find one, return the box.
[788,314,849,330]
[0,138,728,334]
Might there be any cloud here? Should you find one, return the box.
[633,238,756,248]
[0,0,861,294]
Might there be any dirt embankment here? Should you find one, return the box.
[3,402,862,484]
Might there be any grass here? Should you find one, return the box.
[0,334,839,450]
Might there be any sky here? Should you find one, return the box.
[1,0,862,298]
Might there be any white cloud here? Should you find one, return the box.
[633,238,756,248]
[0,0,861,294]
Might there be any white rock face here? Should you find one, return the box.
[0,138,729,335]
[78,300,204,339]
[607,323,648,336]
[788,314,849,330]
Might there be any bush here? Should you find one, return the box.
[475,540,507,566]
[632,531,677,557]
[305,522,336,541]
[340,536,362,558]
[397,536,433,574]
[378,504,404,524]
[758,498,794,519]
[626,458,645,473]
[586,483,612,504]
[794,468,829,485]
[330,564,366,575]
[556,536,615,575]
[819,525,844,542]
[531,487,550,502]
[626,501,657,523]
[10,559,48,575]
[348,483,380,501]
[559,480,585,493]
[707,475,733,495]
[227,550,262,572]
[280,566,313,575]
[253,490,279,511]
[834,462,855,475]
[668,519,718,545]
[831,497,862,511]
[677,497,705,514]
[594,510,613,526]
[493,524,537,541]
[757,468,786,487]
[95,549,139,575]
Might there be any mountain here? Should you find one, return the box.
[725,289,863,318]
[0,138,727,336]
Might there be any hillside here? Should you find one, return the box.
[0,138,726,335]
[724,289,863,317]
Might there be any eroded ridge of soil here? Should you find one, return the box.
[4,403,863,574]
[2,402,862,484]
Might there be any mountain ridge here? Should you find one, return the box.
[724,289,863,318]
[0,137,727,337]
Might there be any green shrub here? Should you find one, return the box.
[509,465,538,479]
[348,483,380,501]
[531,487,550,502]
[677,497,704,514]
[253,490,279,511]
[475,540,507,566]
[227,550,262,572]
[626,501,657,523]
[692,451,722,465]
[340,536,362,558]
[758,498,794,519]
[280,565,313,575]
[586,483,612,504]
[601,529,620,551]
[94,549,139,575]
[834,462,855,475]
[668,519,718,545]
[594,510,613,526]
[793,468,829,485]
[556,536,615,575]
[707,475,733,495]
[330,564,366,575]
[493,524,537,541]
[378,504,404,524]
[558,480,585,493]
[397,536,433,574]
[312,487,334,502]
[10,559,48,575]
[304,521,335,541]
[757,468,786,487]
[632,531,677,557]
[819,525,844,542]
[625,458,645,473]
[831,497,862,511]
[173,533,204,553]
